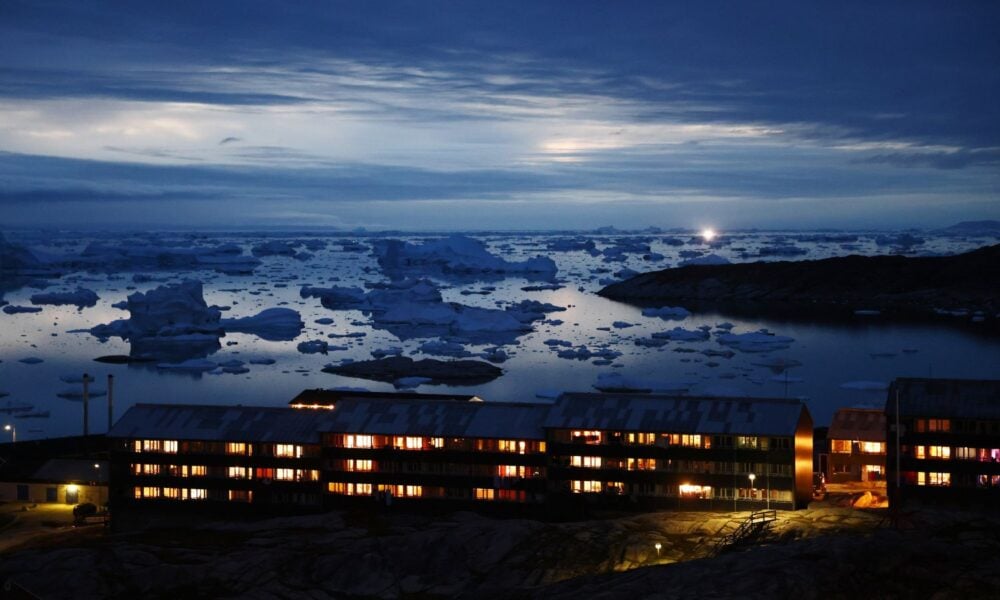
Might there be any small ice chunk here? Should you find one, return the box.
[297,340,329,354]
[3,305,43,314]
[157,358,217,371]
[641,306,690,320]
[18,357,44,364]
[30,288,99,308]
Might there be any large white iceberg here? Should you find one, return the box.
[220,308,304,341]
[372,235,557,277]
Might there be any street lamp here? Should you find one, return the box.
[654,542,662,557]
[748,473,756,500]
[3,424,14,443]
[93,463,101,483]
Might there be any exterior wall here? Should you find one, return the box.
[546,428,801,510]
[887,414,1000,507]
[794,410,814,507]
[323,433,548,508]
[828,439,886,483]
[109,437,325,513]
[0,481,107,505]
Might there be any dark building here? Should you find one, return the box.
[886,378,1000,507]
[107,390,814,517]
[826,408,886,483]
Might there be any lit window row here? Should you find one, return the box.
[570,456,602,468]
[914,445,951,460]
[133,440,179,454]
[131,464,207,477]
[916,472,951,486]
[571,480,624,494]
[328,482,373,495]
[831,440,886,454]
[133,486,207,500]
[913,447,1000,462]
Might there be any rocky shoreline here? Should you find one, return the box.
[599,244,1000,325]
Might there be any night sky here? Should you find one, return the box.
[2,1,997,230]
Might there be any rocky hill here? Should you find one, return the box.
[599,244,1000,320]
[2,505,997,599]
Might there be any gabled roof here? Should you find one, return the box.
[322,398,549,440]
[108,404,341,444]
[827,408,885,442]
[887,378,1000,420]
[546,393,808,436]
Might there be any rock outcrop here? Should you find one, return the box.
[599,244,1000,320]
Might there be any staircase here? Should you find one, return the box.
[711,510,777,555]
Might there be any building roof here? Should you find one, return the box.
[289,388,479,408]
[546,393,809,436]
[887,378,1000,420]
[827,408,886,442]
[108,404,342,444]
[0,458,108,484]
[322,398,549,440]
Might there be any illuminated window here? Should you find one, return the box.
[377,484,422,498]
[831,440,852,453]
[920,472,951,486]
[394,436,424,450]
[860,441,885,454]
[497,440,525,453]
[275,468,294,481]
[133,486,142,499]
[430,437,444,449]
[228,490,252,502]
[678,484,712,498]
[627,458,656,471]
[928,419,951,432]
[914,446,926,459]
[497,465,527,478]
[736,436,757,449]
[163,440,178,454]
[297,469,320,481]
[327,482,373,496]
[189,465,207,477]
[571,480,604,493]
[345,435,373,449]
[346,459,373,472]
[955,447,976,460]
[539,441,546,452]
[142,486,160,498]
[163,487,180,499]
[275,444,302,458]
[668,434,704,448]
[627,432,657,445]
[228,466,250,479]
[474,488,495,500]
[188,488,207,500]
[570,456,603,468]
[928,446,951,459]
[143,464,161,475]
[139,439,162,452]
[571,431,603,445]
[226,442,247,455]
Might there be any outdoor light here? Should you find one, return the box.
[66,484,79,493]
[3,424,13,443]
[654,542,662,557]
[748,473,756,499]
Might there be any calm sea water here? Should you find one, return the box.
[1,230,998,441]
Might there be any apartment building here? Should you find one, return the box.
[886,378,1000,507]
[826,408,886,483]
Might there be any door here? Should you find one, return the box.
[16,484,28,501]
[46,487,57,502]
[65,487,79,504]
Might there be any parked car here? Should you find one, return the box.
[72,502,97,525]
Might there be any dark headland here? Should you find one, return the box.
[599,244,1000,323]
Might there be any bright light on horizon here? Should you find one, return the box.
[701,228,717,242]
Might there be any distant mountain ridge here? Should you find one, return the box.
[937,220,1000,234]
[599,244,1000,321]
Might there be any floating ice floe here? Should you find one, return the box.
[297,340,329,354]
[3,305,42,314]
[30,288,99,308]
[419,339,471,357]
[220,307,304,341]
[372,235,557,278]
[678,253,730,267]
[18,357,44,364]
[716,331,794,353]
[652,327,710,342]
[641,306,690,320]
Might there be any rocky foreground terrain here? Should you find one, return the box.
[2,506,999,599]
[599,244,1000,321]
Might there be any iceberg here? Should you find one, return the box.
[678,253,731,267]
[717,331,794,353]
[372,235,557,278]
[641,306,690,320]
[3,305,43,314]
